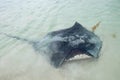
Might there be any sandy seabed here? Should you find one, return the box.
[0,0,120,80]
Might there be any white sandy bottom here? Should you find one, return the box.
[0,0,120,80]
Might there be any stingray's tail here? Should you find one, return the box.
[0,33,35,44]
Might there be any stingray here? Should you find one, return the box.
[0,22,102,68]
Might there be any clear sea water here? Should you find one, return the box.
[0,0,120,80]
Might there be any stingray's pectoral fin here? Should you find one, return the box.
[51,53,67,68]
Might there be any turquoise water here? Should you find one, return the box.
[0,0,120,80]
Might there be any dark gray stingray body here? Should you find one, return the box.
[41,22,102,67]
[0,22,102,68]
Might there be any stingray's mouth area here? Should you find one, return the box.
[65,54,91,61]
[65,53,92,62]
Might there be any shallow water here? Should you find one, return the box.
[0,0,120,80]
